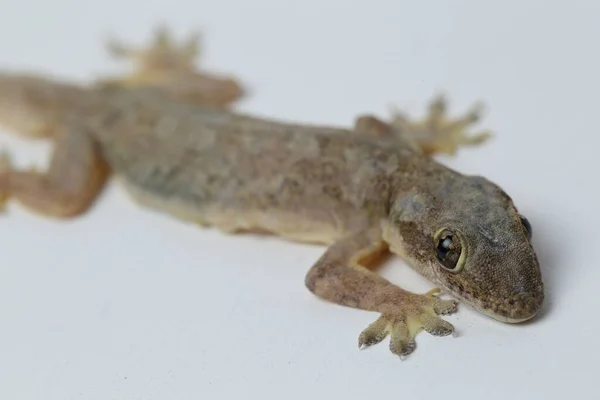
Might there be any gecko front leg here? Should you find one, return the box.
[305,229,458,357]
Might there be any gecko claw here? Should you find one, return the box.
[388,319,417,357]
[358,315,390,349]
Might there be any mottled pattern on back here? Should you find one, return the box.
[92,89,420,232]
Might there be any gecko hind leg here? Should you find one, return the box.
[0,127,109,217]
[98,25,245,108]
[389,94,492,156]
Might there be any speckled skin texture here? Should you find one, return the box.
[0,28,543,358]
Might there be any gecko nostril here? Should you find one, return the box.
[503,287,544,322]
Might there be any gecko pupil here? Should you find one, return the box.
[435,233,461,270]
[436,236,453,258]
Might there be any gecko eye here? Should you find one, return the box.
[519,215,532,240]
[433,228,465,272]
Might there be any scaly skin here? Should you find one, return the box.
[0,27,543,358]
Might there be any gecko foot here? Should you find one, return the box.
[99,25,245,108]
[105,24,201,74]
[358,290,458,358]
[390,94,492,156]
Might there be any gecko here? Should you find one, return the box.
[0,27,543,358]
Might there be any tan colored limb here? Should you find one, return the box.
[98,25,245,108]
[353,115,396,139]
[0,127,109,217]
[305,229,458,357]
[352,95,491,156]
[352,114,424,153]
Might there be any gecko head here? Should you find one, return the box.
[384,174,544,323]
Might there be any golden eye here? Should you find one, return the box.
[433,228,466,272]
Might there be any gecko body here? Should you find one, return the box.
[0,28,543,357]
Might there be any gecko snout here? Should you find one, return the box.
[492,286,545,323]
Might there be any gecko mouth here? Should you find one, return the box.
[470,291,544,323]
[432,265,544,323]
[454,288,544,323]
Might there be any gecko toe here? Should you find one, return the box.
[462,100,485,123]
[389,319,417,357]
[428,94,447,120]
[358,292,457,358]
[358,315,390,348]
[421,314,455,336]
[390,337,417,357]
[432,298,459,316]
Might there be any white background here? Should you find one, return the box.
[0,1,596,399]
